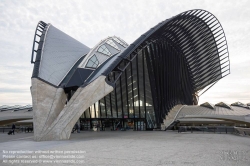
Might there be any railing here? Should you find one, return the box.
[0,127,33,133]
[177,126,238,134]
[234,127,250,136]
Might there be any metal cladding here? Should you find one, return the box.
[176,105,250,125]
[62,36,128,91]
[31,9,230,129]
[31,21,90,86]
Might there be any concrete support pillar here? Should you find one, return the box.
[31,76,113,141]
[31,78,67,141]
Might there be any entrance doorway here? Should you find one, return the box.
[80,118,146,131]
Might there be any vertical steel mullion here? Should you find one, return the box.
[113,73,118,118]
[159,41,164,114]
[154,42,161,120]
[150,43,160,126]
[145,44,158,126]
[119,76,124,118]
[115,88,118,118]
[161,43,166,118]
[142,49,147,129]
[88,107,91,118]
[94,103,97,118]
[104,96,107,118]
[163,41,168,113]
[130,54,135,119]
[136,54,141,118]
[99,100,102,118]
[109,93,113,118]
[124,67,129,118]
[89,107,92,128]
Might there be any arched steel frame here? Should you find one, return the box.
[89,9,230,128]
[31,21,49,78]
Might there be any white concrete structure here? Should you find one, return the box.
[29,10,236,141]
[31,76,113,141]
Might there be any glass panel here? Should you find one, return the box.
[92,63,98,68]
[110,89,116,118]
[126,65,133,118]
[105,95,111,118]
[81,46,155,129]
[92,55,97,61]
[86,54,99,68]
[86,60,94,67]
[115,78,122,118]
[138,50,145,118]
[100,98,106,118]
[143,49,155,128]
[97,45,111,56]
[132,59,139,118]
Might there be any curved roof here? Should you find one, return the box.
[0,105,32,112]
[79,36,128,69]
[31,9,230,92]
[61,36,128,89]
[0,105,33,125]
[31,22,90,86]
[176,105,250,124]
[82,9,230,91]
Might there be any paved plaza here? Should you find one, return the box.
[0,131,249,166]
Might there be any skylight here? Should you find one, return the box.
[97,45,111,56]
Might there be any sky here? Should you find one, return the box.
[0,0,249,106]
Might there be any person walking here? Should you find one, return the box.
[72,123,78,133]
[12,123,16,135]
[97,123,100,131]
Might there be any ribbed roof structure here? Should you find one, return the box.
[30,9,232,135]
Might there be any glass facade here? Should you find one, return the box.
[64,10,230,131]
[80,49,156,130]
